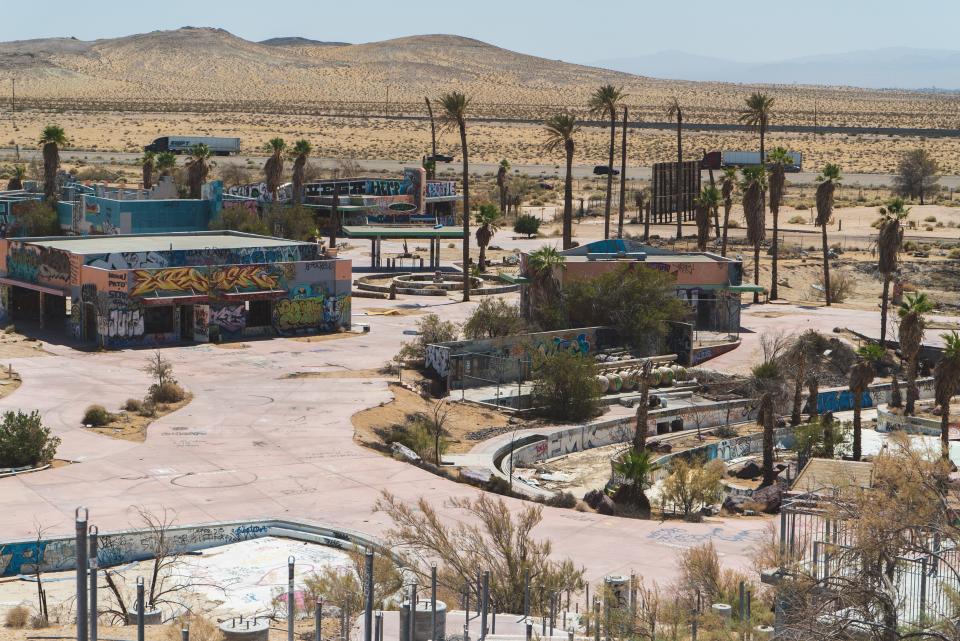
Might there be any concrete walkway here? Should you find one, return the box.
[0,293,772,585]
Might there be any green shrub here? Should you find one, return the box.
[948,248,960,259]
[123,398,143,412]
[463,298,526,339]
[138,401,157,418]
[788,215,807,224]
[0,410,60,467]
[396,313,459,362]
[531,350,601,422]
[543,492,577,508]
[149,382,186,404]
[514,214,541,238]
[82,405,112,427]
[924,215,937,222]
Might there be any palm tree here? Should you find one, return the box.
[612,448,653,514]
[140,151,156,190]
[588,85,626,240]
[750,358,786,487]
[156,152,176,178]
[185,144,211,199]
[738,93,774,170]
[38,125,68,203]
[290,139,312,205]
[264,137,286,202]
[878,198,908,346]
[438,91,472,302]
[474,204,502,271]
[935,331,960,460]
[785,330,830,426]
[543,113,580,250]
[633,360,653,451]
[898,292,934,415]
[767,147,792,300]
[6,165,25,191]
[719,167,737,257]
[524,246,565,324]
[741,166,767,303]
[694,185,720,252]
[815,164,842,306]
[496,159,510,216]
[849,344,882,461]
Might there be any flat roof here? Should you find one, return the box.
[563,254,723,263]
[343,225,465,239]
[16,232,312,255]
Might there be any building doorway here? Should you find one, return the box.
[179,305,194,341]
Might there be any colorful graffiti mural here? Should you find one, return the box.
[131,267,209,297]
[210,305,245,338]
[275,298,323,331]
[7,245,72,286]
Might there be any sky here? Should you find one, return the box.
[6,0,960,63]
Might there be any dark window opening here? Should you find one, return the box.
[144,306,174,334]
[246,300,271,327]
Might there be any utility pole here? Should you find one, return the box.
[11,78,15,130]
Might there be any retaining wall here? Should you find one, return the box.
[815,377,934,414]
[0,518,386,578]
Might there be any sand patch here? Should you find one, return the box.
[85,395,193,442]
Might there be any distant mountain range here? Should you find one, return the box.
[259,36,350,47]
[591,47,960,90]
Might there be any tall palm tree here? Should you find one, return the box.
[750,358,786,487]
[156,152,176,178]
[6,165,25,191]
[666,97,683,164]
[140,151,156,190]
[741,166,767,303]
[543,113,579,250]
[878,198,908,346]
[719,167,737,257]
[785,330,830,426]
[186,144,211,199]
[898,292,934,415]
[290,139,312,205]
[738,93,774,170]
[694,185,720,252]
[935,331,960,460]
[767,147,792,300]
[633,360,653,451]
[474,204,502,271]
[438,91,472,302]
[496,159,510,216]
[588,85,626,240]
[264,137,286,202]
[38,125,68,203]
[849,344,882,461]
[815,164,842,306]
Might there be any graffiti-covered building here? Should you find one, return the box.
[0,231,351,347]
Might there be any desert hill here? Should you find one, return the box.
[0,27,956,129]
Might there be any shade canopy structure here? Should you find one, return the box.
[342,226,464,270]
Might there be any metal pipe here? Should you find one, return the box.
[491,602,496,635]
[76,507,88,641]
[375,612,383,641]
[136,577,145,641]
[525,623,532,641]
[431,566,437,641]
[549,593,555,636]
[408,583,416,641]
[288,557,296,641]
[593,598,600,641]
[480,571,489,640]
[181,626,189,641]
[364,550,374,641]
[316,600,323,641]
[88,526,98,641]
[691,617,698,641]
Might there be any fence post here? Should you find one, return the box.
[316,599,323,641]
[431,566,437,641]
[75,507,88,641]
[88,525,98,641]
[136,577,145,641]
[288,557,296,641]
[364,550,374,641]
[920,557,928,622]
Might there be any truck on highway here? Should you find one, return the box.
[721,150,802,172]
[144,136,241,156]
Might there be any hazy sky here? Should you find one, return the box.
[7,0,959,62]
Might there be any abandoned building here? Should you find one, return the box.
[0,231,351,347]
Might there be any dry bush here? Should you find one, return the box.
[150,382,186,404]
[82,405,111,427]
[814,270,854,303]
[124,398,143,412]
[675,542,753,609]
[163,614,222,641]
[4,605,29,628]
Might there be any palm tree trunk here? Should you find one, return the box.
[906,354,918,415]
[617,107,628,239]
[807,377,819,421]
[604,111,615,240]
[478,238,487,272]
[633,373,650,451]
[880,276,890,346]
[791,361,806,426]
[460,122,471,302]
[941,406,950,460]
[823,417,835,458]
[853,393,862,460]
[329,191,340,248]
[770,209,779,299]
[753,244,761,304]
[721,201,731,257]
[821,224,831,306]
[563,146,573,250]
